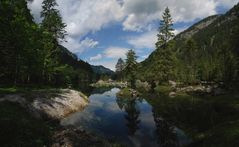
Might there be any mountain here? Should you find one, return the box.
[59,45,93,73]
[138,3,239,83]
[91,65,115,75]
[174,3,239,54]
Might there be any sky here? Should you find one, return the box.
[28,0,239,71]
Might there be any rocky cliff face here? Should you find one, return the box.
[176,15,220,40]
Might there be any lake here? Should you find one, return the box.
[61,88,190,147]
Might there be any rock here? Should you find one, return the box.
[169,92,176,97]
[206,86,213,93]
[32,89,88,119]
[169,80,177,88]
[194,85,205,92]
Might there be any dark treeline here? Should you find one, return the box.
[116,4,239,89]
[0,0,94,87]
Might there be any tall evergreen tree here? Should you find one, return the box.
[115,58,125,81]
[154,7,175,83]
[41,0,66,42]
[125,50,137,88]
[115,58,125,73]
[40,0,67,84]
[156,7,174,47]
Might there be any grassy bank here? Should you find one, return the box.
[0,101,53,146]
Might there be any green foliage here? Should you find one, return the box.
[141,7,175,85]
[0,102,51,146]
[125,49,137,88]
[0,0,94,87]
[115,58,125,81]
[156,7,174,47]
[115,58,125,72]
[137,4,239,88]
[41,0,66,41]
[116,88,132,98]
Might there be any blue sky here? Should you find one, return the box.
[28,0,239,71]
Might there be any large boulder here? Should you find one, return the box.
[32,89,88,119]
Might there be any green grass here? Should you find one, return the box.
[0,101,52,146]
[154,84,172,95]
[0,87,24,94]
[0,87,68,102]
[116,88,141,99]
[116,88,132,98]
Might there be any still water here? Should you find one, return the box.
[61,88,190,147]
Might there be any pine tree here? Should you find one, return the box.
[115,58,125,73]
[115,58,125,81]
[156,7,174,48]
[40,0,67,84]
[41,0,66,42]
[125,50,137,88]
[154,7,175,83]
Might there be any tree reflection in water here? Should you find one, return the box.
[116,97,141,136]
[153,109,179,147]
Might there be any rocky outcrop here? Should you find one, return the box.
[168,84,226,97]
[32,89,88,119]
[0,89,89,120]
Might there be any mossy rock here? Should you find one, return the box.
[116,88,140,98]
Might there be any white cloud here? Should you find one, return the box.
[27,0,43,23]
[60,0,125,37]
[103,47,129,58]
[128,31,157,49]
[122,0,220,31]
[90,54,102,61]
[89,46,130,70]
[28,0,124,37]
[127,26,186,50]
[28,0,239,34]
[62,37,98,54]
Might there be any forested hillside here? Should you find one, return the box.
[91,65,115,80]
[0,0,94,87]
[138,3,239,87]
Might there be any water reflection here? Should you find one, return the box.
[153,109,179,147]
[61,88,190,147]
[116,97,141,136]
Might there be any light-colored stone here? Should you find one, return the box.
[0,89,88,120]
[169,80,177,88]
[32,89,88,119]
[169,92,176,98]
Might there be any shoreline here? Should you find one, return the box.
[0,88,120,147]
